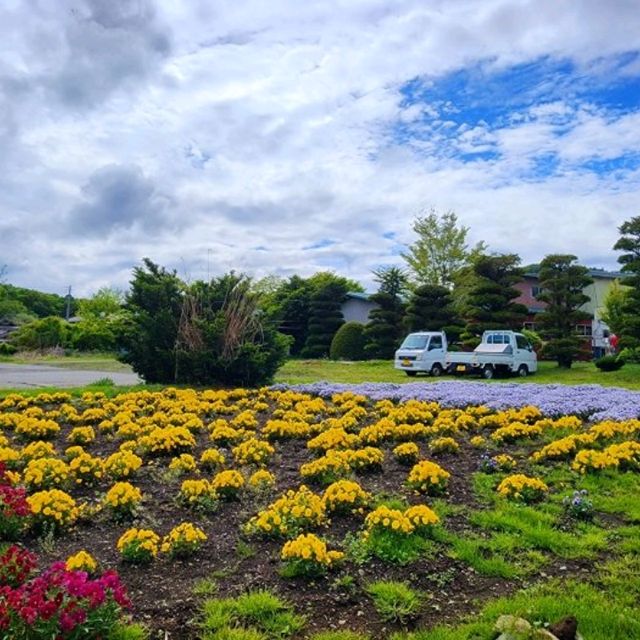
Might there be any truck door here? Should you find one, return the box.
[515,334,536,372]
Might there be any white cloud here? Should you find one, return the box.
[1,0,639,295]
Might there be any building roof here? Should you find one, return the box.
[345,291,376,301]
[522,266,625,279]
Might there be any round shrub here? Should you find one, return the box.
[329,322,367,361]
[594,355,625,371]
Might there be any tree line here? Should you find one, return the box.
[2,211,640,384]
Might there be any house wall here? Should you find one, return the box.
[341,298,377,324]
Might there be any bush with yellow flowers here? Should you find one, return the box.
[322,480,370,515]
[281,533,344,577]
[168,453,197,475]
[67,426,96,446]
[246,485,327,538]
[248,469,276,491]
[262,419,310,440]
[179,477,216,503]
[308,428,358,452]
[208,423,245,447]
[200,448,226,471]
[104,482,143,520]
[530,436,580,463]
[346,447,385,472]
[407,460,450,495]
[393,442,420,465]
[470,435,486,448]
[117,528,160,564]
[69,452,104,485]
[20,441,57,462]
[66,550,98,573]
[140,426,196,456]
[362,506,421,565]
[606,441,640,470]
[103,451,143,480]
[300,450,352,485]
[15,417,60,441]
[27,489,78,532]
[24,457,70,490]
[491,422,542,443]
[404,504,439,535]
[232,438,275,467]
[429,437,460,454]
[0,447,20,469]
[64,445,85,461]
[160,522,207,558]
[571,449,619,473]
[211,470,245,500]
[497,474,549,503]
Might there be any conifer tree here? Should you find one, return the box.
[613,216,640,348]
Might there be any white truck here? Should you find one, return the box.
[394,331,448,377]
[445,330,537,379]
[394,329,537,379]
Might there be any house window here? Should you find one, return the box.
[531,286,543,298]
[575,325,592,336]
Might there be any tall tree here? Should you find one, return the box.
[535,255,592,368]
[613,216,640,348]
[404,284,462,340]
[601,280,628,337]
[460,254,527,346]
[301,280,348,358]
[402,209,486,288]
[363,267,408,359]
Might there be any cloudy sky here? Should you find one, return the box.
[1,0,639,296]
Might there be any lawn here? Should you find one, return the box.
[1,385,639,639]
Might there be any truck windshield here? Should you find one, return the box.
[400,335,429,349]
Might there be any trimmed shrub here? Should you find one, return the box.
[594,355,625,372]
[330,322,367,361]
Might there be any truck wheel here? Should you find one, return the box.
[405,371,417,377]
[482,366,494,380]
[431,364,443,377]
[517,364,529,377]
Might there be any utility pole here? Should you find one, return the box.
[65,286,72,320]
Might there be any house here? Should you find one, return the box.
[340,292,378,324]
[514,267,624,344]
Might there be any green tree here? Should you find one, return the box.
[301,280,348,358]
[118,259,184,383]
[460,254,527,346]
[330,322,367,360]
[404,284,462,340]
[601,280,629,337]
[402,209,486,288]
[535,255,592,368]
[613,216,640,348]
[72,288,127,351]
[10,316,71,350]
[363,267,408,359]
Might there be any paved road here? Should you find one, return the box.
[0,363,141,389]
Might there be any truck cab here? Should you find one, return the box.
[394,331,448,377]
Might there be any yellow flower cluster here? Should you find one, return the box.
[346,447,385,471]
[246,485,327,537]
[492,454,516,470]
[470,435,486,448]
[497,474,549,502]
[393,442,420,464]
[209,423,245,446]
[404,504,440,532]
[67,426,96,445]
[117,528,160,563]
[211,470,245,499]
[69,452,104,485]
[262,419,310,440]
[160,522,207,557]
[0,446,20,468]
[429,437,459,454]
[572,441,640,473]
[168,454,197,474]
[322,480,370,514]
[66,550,98,573]
[15,417,60,441]
[531,435,581,462]
[141,426,196,455]
[365,506,414,535]
[200,448,226,470]
[249,469,276,489]
[308,428,357,452]
[21,440,57,461]
[231,410,259,430]
[24,457,70,490]
[232,438,275,466]
[407,460,450,494]
[281,533,343,571]
[300,450,352,482]
[103,450,143,480]
[105,481,142,514]
[27,489,79,528]
[491,421,542,443]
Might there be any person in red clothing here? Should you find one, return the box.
[610,333,619,354]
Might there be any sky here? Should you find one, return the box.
[1,0,639,296]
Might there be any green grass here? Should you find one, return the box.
[400,556,640,640]
[365,581,422,624]
[200,590,305,640]
[0,351,133,372]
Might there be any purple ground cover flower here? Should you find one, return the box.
[274,381,640,421]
